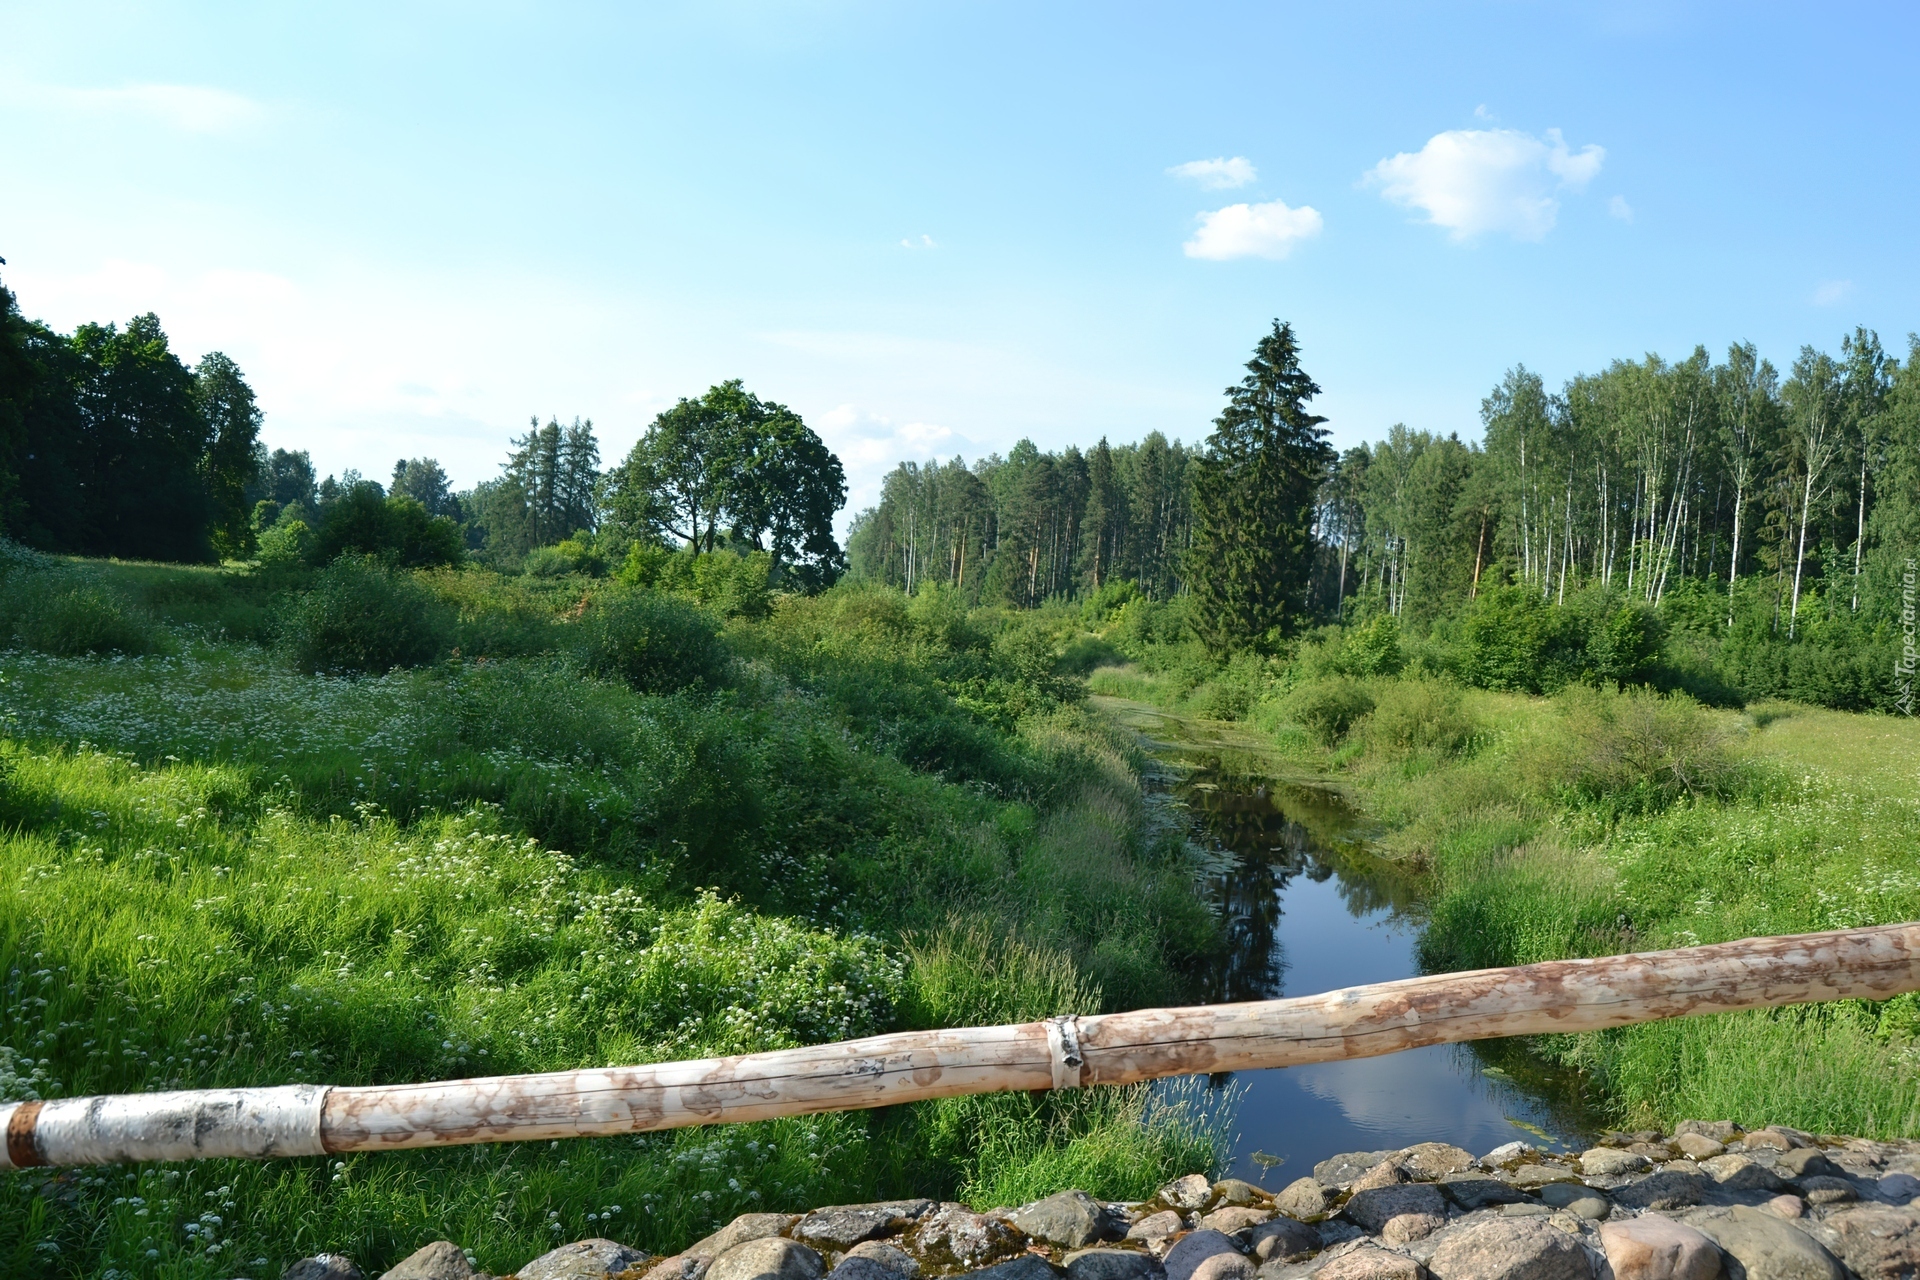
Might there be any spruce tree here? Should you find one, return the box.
[1187,320,1333,653]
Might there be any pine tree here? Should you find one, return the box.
[1187,320,1333,654]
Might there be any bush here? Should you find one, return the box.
[1283,674,1377,746]
[1358,678,1476,759]
[255,517,313,566]
[1342,614,1405,677]
[0,569,161,656]
[310,488,464,568]
[523,533,608,578]
[569,588,727,693]
[1189,652,1270,721]
[1517,686,1738,812]
[620,545,772,620]
[281,557,453,674]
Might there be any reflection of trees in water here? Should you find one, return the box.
[1175,756,1419,1004]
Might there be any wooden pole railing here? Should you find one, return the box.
[6,923,1918,1169]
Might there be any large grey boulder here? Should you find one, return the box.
[1164,1230,1250,1280]
[1201,1208,1276,1236]
[379,1242,473,1280]
[1125,1212,1186,1252]
[1064,1249,1167,1280]
[1599,1215,1721,1280]
[1163,1176,1215,1211]
[1616,1169,1711,1212]
[689,1216,803,1261]
[514,1239,650,1280]
[1807,1204,1920,1280]
[1245,1219,1318,1263]
[1702,1157,1792,1195]
[1344,1185,1449,1243]
[705,1238,824,1280]
[285,1257,366,1280]
[1794,1177,1857,1206]
[843,1241,919,1279]
[1775,1151,1843,1182]
[1401,1146,1477,1181]
[1538,1185,1609,1222]
[1014,1191,1109,1248]
[1581,1150,1652,1179]
[1318,1153,1406,1189]
[646,1257,710,1280]
[1425,1216,1596,1280]
[1311,1246,1428,1280]
[1215,1181,1268,1207]
[796,1203,933,1250]
[911,1203,1027,1269]
[1677,1123,1742,1145]
[970,1259,1064,1280]
[1275,1178,1334,1220]
[1680,1206,1842,1280]
[827,1260,901,1280]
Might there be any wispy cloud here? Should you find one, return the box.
[1168,156,1257,190]
[1366,127,1604,241]
[4,81,263,134]
[899,234,938,249]
[1183,198,1322,261]
[1813,279,1854,306]
[1608,195,1634,222]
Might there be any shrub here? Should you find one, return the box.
[1283,674,1377,746]
[523,534,608,578]
[1517,686,1738,811]
[1342,614,1405,677]
[1359,678,1476,759]
[281,557,453,673]
[620,545,772,620]
[0,569,161,656]
[255,517,313,566]
[1190,652,1270,721]
[310,488,464,568]
[569,588,727,693]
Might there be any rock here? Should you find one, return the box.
[1015,1192,1111,1249]
[1880,1175,1920,1204]
[797,1204,933,1250]
[1246,1219,1319,1263]
[1499,1205,1552,1218]
[1215,1181,1268,1207]
[1598,1214,1721,1280]
[911,1204,1027,1269]
[644,1257,710,1280]
[1441,1178,1535,1211]
[1762,1198,1804,1220]
[970,1259,1063,1280]
[1312,1246,1428,1280]
[1275,1178,1334,1220]
[1064,1249,1167,1280]
[1354,1163,1416,1194]
[1481,1145,1539,1170]
[1795,1177,1857,1206]
[1163,1175,1216,1211]
[1633,1145,1680,1162]
[1345,1186,1450,1237]
[1126,1212,1186,1245]
[1425,1216,1596,1280]
[1680,1206,1842,1280]
[1539,1185,1609,1221]
[1746,1130,1812,1154]
[1776,1151,1843,1181]
[1582,1149,1653,1178]
[1202,1208,1276,1236]
[1509,1165,1580,1189]
[285,1257,366,1280]
[379,1242,473,1280]
[828,1261,901,1280]
[1616,1168,1711,1212]
[706,1239,824,1280]
[1401,1146,1478,1182]
[1814,1204,1920,1280]
[1318,1153,1407,1189]
[689,1216,804,1261]
[1677,1136,1729,1161]
[1701,1156,1792,1194]
[517,1240,651,1280]
[843,1243,919,1280]
[1189,1257,1257,1280]
[1677,1123,1743,1145]
[1165,1231,1250,1280]
[1318,1222,1367,1249]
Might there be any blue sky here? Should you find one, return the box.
[4,2,1916,527]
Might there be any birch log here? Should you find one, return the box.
[5,923,1918,1169]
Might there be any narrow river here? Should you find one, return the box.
[1092,695,1597,1184]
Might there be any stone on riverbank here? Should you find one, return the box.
[378,1241,474,1280]
[515,1239,651,1280]
[1426,1217,1594,1280]
[1276,1178,1335,1220]
[706,1238,824,1280]
[1063,1248,1166,1280]
[1678,1206,1841,1280]
[285,1256,367,1280]
[1013,1191,1111,1248]
[1598,1214,1720,1280]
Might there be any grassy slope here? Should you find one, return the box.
[0,562,1223,1279]
[1093,657,1920,1139]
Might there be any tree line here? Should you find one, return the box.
[0,277,848,582]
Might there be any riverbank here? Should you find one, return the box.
[1087,664,1920,1139]
[301,1122,1920,1279]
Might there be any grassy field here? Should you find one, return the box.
[0,555,1225,1279]
[1093,652,1920,1140]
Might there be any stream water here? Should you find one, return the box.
[1092,696,1598,1186]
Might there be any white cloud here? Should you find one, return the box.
[1366,127,1605,241]
[1183,199,1322,260]
[1608,195,1634,222]
[814,403,971,534]
[4,82,264,135]
[1168,156,1257,189]
[1813,279,1854,306]
[899,234,938,249]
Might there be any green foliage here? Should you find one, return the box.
[0,566,161,656]
[1359,678,1476,759]
[522,533,609,578]
[1343,614,1405,677]
[567,588,728,693]
[620,545,773,620]
[1514,686,1739,813]
[281,557,453,674]
[255,517,312,566]
[1283,674,1377,746]
[310,488,464,568]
